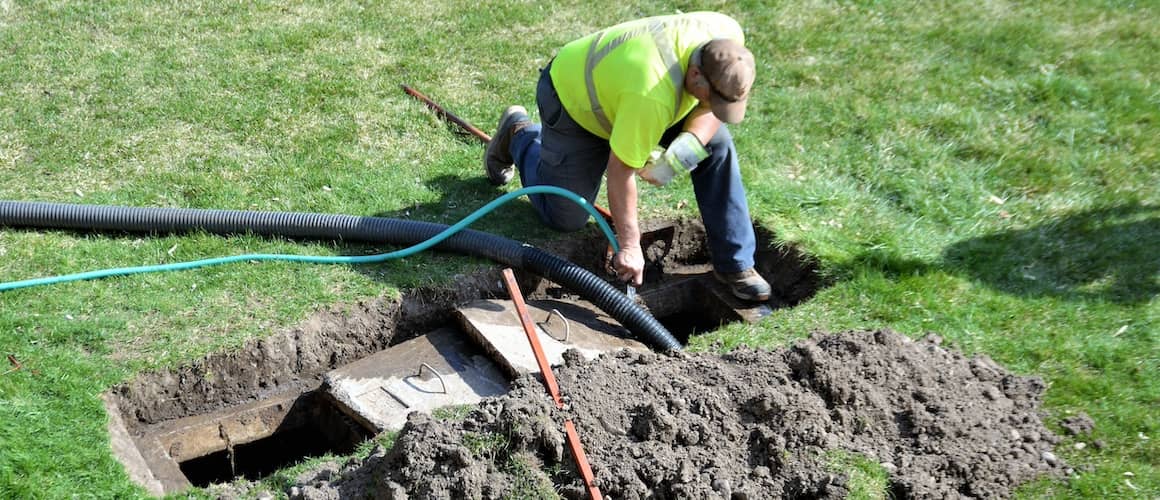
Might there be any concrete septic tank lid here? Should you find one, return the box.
[323,327,510,433]
[456,298,652,378]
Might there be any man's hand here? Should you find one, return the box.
[605,151,644,286]
[612,244,645,286]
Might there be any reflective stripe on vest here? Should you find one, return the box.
[584,21,685,135]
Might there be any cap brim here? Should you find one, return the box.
[710,92,747,124]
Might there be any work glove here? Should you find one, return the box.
[639,132,709,187]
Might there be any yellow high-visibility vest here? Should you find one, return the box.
[549,12,745,168]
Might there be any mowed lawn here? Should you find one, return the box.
[1,0,1156,498]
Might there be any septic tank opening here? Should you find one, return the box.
[656,310,729,344]
[176,391,370,487]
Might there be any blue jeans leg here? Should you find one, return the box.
[687,125,757,273]
[511,122,543,186]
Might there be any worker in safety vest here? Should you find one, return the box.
[484,12,771,302]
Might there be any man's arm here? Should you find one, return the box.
[607,104,719,284]
[605,151,645,286]
[636,105,722,186]
[682,105,721,145]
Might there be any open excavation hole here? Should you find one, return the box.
[107,217,822,493]
[657,309,730,342]
[176,391,370,487]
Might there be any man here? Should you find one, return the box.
[483,12,771,302]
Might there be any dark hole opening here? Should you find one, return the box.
[657,310,732,344]
[645,273,747,344]
[178,392,371,487]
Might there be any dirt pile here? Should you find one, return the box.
[283,330,1067,499]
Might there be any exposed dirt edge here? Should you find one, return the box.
[112,218,819,430]
[110,271,510,429]
[273,330,1068,500]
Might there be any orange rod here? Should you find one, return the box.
[593,203,613,221]
[501,267,604,499]
[501,268,563,407]
[565,420,604,500]
[401,85,614,224]
[401,84,491,143]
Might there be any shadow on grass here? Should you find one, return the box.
[942,203,1159,305]
[369,174,548,237]
[847,203,1159,305]
[344,173,580,287]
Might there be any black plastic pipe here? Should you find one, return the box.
[0,201,681,351]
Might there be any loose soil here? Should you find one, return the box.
[109,218,1066,497]
[261,329,1066,499]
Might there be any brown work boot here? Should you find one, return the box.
[483,105,531,186]
[714,267,772,302]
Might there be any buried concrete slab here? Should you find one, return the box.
[108,388,309,494]
[107,386,370,493]
[455,298,652,378]
[322,327,509,432]
[175,391,370,487]
[103,393,168,496]
[105,217,824,493]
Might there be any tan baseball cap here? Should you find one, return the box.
[698,39,756,124]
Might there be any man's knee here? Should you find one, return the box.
[535,199,591,233]
[695,125,736,173]
[707,126,735,156]
[540,211,590,233]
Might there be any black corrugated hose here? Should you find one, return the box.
[0,200,682,351]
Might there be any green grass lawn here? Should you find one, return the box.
[1,0,1156,498]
